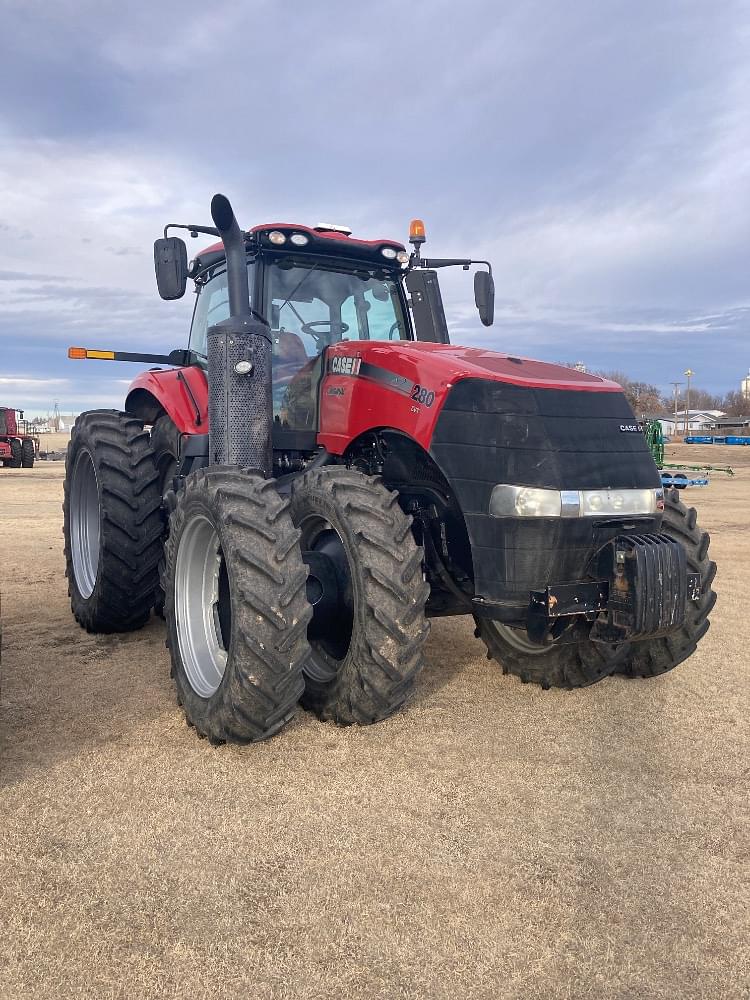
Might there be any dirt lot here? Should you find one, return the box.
[0,445,748,999]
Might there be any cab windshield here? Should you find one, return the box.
[188,256,410,430]
[265,259,408,356]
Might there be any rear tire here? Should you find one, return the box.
[164,467,311,744]
[21,439,34,468]
[473,617,626,690]
[63,410,163,632]
[616,490,716,678]
[289,467,430,725]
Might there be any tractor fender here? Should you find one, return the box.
[125,367,207,434]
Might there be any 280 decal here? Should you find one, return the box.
[410,384,435,407]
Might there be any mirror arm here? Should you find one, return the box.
[163,223,221,239]
[417,257,492,276]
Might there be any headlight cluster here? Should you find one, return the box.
[489,485,663,518]
[267,230,309,246]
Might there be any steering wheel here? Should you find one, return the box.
[388,322,401,340]
[301,320,350,343]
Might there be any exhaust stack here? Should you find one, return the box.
[207,193,273,475]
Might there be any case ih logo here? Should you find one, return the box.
[619,423,644,433]
[329,355,362,376]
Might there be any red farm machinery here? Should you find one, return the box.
[62,194,716,743]
[0,408,38,468]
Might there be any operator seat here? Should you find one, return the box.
[272,329,308,384]
[272,329,313,425]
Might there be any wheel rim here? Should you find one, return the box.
[298,513,354,681]
[70,448,101,599]
[175,514,230,698]
[488,621,550,655]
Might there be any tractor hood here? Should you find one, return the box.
[317,340,627,458]
[329,341,621,394]
[318,338,660,611]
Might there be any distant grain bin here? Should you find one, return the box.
[742,369,750,401]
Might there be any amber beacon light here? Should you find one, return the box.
[409,218,426,244]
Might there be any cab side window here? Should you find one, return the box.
[189,265,255,357]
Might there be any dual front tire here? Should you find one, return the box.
[162,466,430,739]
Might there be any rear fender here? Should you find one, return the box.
[124,367,207,434]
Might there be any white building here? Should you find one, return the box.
[657,410,725,436]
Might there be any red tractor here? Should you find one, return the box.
[63,194,716,744]
[0,408,37,468]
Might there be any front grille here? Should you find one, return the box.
[428,378,662,606]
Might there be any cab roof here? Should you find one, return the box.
[193,223,406,275]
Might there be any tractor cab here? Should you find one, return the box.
[186,228,414,435]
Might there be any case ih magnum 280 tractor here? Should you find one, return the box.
[63,194,715,743]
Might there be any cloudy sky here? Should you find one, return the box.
[1,0,748,415]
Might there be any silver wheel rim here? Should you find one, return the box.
[70,448,100,599]
[490,621,549,655]
[175,514,228,698]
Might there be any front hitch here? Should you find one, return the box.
[520,533,701,647]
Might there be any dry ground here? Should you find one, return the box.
[0,445,748,999]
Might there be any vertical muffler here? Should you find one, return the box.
[207,193,273,475]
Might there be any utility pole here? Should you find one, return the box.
[683,369,694,436]
[670,382,682,436]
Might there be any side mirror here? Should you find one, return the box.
[474,270,495,327]
[154,237,188,300]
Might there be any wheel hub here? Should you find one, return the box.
[299,515,353,671]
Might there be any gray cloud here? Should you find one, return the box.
[0,0,748,410]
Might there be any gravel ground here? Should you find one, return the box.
[0,444,748,999]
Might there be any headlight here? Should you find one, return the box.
[290,232,309,246]
[268,230,286,245]
[396,250,410,264]
[380,247,398,259]
[490,486,561,517]
[490,484,660,518]
[580,488,657,516]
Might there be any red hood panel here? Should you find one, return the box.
[317,341,623,456]
[355,342,619,391]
